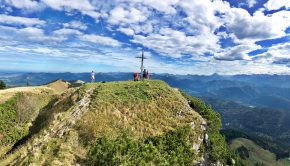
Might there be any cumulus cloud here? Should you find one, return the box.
[42,0,100,19]
[108,6,148,25]
[0,25,62,42]
[120,0,179,14]
[53,28,82,36]
[0,14,45,26]
[42,0,93,11]
[79,34,120,46]
[252,42,290,67]
[63,21,87,30]
[4,0,38,9]
[225,9,290,43]
[264,0,290,10]
[132,27,219,58]
[247,0,257,8]
[117,27,135,36]
[178,0,229,33]
[17,27,62,41]
[214,44,261,61]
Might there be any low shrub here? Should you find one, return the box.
[86,127,198,166]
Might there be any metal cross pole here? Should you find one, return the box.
[136,48,147,77]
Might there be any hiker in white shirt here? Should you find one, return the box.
[91,71,95,82]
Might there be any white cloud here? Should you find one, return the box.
[214,44,261,61]
[63,21,87,30]
[117,27,135,36]
[42,0,93,11]
[0,14,45,26]
[120,0,179,14]
[42,0,100,19]
[178,0,230,33]
[264,0,290,10]
[33,47,53,54]
[225,9,290,43]
[253,42,290,65]
[17,27,61,41]
[130,22,154,35]
[132,27,219,58]
[247,0,257,8]
[79,34,120,46]
[53,28,82,36]
[4,0,38,9]
[0,25,63,42]
[18,27,43,35]
[108,6,148,25]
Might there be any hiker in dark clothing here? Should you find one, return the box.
[146,70,149,79]
[142,69,147,80]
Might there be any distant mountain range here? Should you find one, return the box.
[2,72,290,110]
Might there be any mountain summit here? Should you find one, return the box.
[0,80,237,165]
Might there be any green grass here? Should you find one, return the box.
[0,92,51,144]
[77,80,202,145]
[0,91,53,157]
[230,138,290,166]
[0,93,25,145]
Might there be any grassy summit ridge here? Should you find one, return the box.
[79,80,203,140]
[1,80,237,165]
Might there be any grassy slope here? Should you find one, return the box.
[0,80,69,157]
[1,80,206,165]
[79,80,203,141]
[77,80,205,164]
[230,138,290,166]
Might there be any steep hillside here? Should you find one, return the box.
[229,138,290,166]
[0,80,70,157]
[0,80,236,165]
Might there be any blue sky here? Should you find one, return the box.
[0,0,289,74]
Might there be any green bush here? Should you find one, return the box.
[86,127,197,166]
[0,80,6,89]
[0,92,52,148]
[0,94,29,145]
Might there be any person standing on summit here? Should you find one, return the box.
[91,70,95,82]
[142,69,147,80]
[146,70,150,79]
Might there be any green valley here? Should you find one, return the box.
[229,138,290,166]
